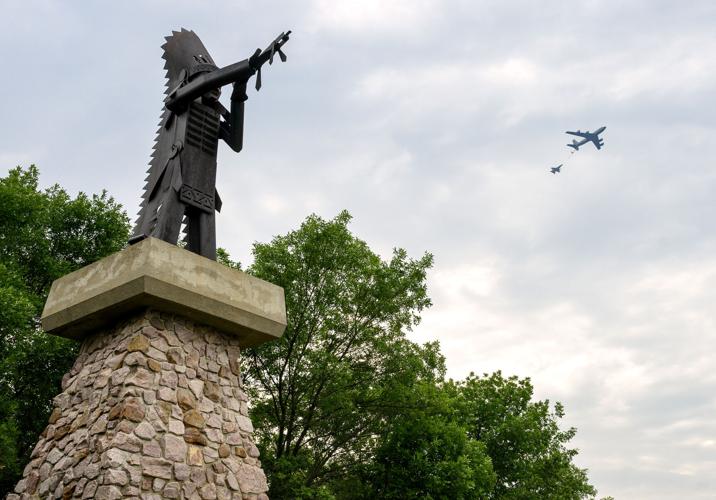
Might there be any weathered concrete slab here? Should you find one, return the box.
[41,237,286,346]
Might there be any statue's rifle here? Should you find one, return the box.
[165,30,291,112]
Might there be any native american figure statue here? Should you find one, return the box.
[130,29,290,260]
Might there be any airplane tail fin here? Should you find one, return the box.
[567,140,580,151]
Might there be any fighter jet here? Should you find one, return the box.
[566,126,606,151]
[550,164,562,174]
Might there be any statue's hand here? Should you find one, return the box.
[231,82,249,103]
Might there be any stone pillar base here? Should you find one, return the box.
[10,309,269,500]
[10,238,285,499]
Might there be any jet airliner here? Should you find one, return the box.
[566,126,606,151]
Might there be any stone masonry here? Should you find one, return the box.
[9,309,269,500]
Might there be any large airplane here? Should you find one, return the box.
[566,126,606,151]
[550,164,562,174]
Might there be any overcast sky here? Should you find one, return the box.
[2,1,716,498]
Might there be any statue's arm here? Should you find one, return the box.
[219,82,247,153]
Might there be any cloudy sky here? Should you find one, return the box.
[2,0,716,497]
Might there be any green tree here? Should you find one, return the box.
[244,211,442,499]
[363,382,496,499]
[0,166,129,493]
[457,372,597,499]
[240,211,600,499]
[0,170,602,499]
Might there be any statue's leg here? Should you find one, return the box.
[151,190,184,245]
[184,209,216,260]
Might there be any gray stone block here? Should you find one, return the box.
[41,237,286,346]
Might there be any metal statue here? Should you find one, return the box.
[129,29,291,259]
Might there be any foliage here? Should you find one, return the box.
[241,211,598,499]
[0,170,601,499]
[362,381,496,499]
[243,210,442,498]
[0,166,129,492]
[216,247,241,270]
[457,372,598,499]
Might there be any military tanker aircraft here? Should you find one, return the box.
[566,126,606,151]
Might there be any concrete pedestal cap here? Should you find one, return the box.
[41,237,286,346]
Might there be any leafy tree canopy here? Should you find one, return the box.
[0,166,129,491]
[244,210,442,498]
[363,381,496,500]
[456,372,597,499]
[241,211,599,499]
[0,169,602,499]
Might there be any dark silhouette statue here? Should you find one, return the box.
[130,29,290,260]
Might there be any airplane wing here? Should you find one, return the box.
[566,130,589,138]
[593,140,602,150]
